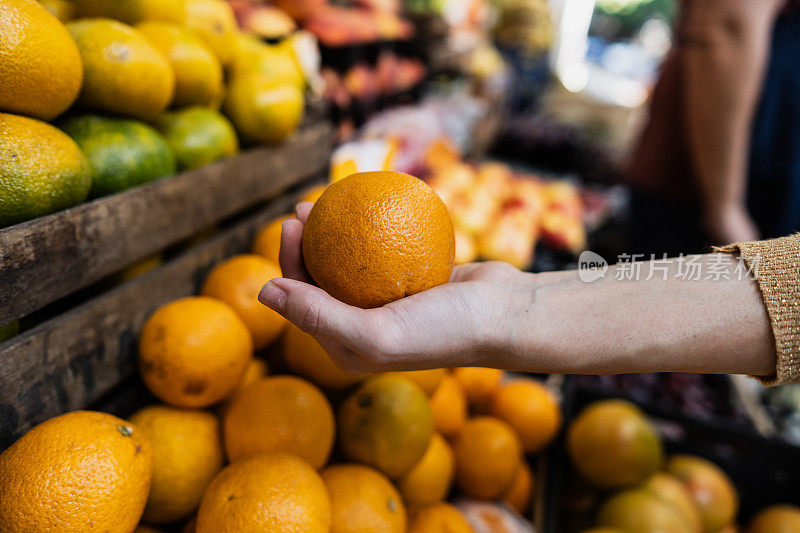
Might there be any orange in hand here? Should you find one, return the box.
[302,171,455,308]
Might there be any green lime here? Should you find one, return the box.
[60,114,176,197]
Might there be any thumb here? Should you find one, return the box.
[259,277,367,346]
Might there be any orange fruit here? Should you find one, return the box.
[452,367,503,407]
[386,369,447,396]
[0,411,152,532]
[196,453,331,533]
[0,112,92,226]
[67,18,175,120]
[452,416,522,500]
[667,455,738,533]
[302,171,455,308]
[397,433,454,506]
[223,75,304,144]
[200,254,287,350]
[283,322,365,390]
[322,464,406,533]
[135,21,222,108]
[567,400,663,489]
[430,374,468,439]
[749,505,800,533]
[503,461,533,515]
[129,406,224,524]
[302,184,327,203]
[183,0,238,67]
[641,472,702,533]
[223,376,334,468]
[490,379,561,453]
[408,503,473,533]
[139,296,253,408]
[252,214,291,265]
[0,0,83,120]
[598,490,694,533]
[338,374,434,478]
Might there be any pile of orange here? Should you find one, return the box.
[0,173,566,531]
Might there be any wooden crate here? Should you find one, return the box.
[0,120,334,326]
[0,120,334,449]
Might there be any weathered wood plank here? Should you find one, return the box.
[0,121,333,325]
[0,186,315,449]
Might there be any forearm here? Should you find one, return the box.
[499,255,775,376]
[682,0,782,212]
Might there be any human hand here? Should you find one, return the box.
[704,201,759,245]
[258,201,534,373]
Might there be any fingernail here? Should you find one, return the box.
[259,280,288,311]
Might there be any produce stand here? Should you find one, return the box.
[3,1,800,532]
[0,118,335,448]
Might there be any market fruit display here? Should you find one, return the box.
[0,112,91,226]
[128,406,224,524]
[200,254,287,350]
[567,399,664,489]
[322,464,407,533]
[196,453,331,533]
[0,0,83,120]
[338,374,434,479]
[0,411,152,532]
[155,107,238,170]
[1,0,310,227]
[223,375,335,468]
[138,296,253,408]
[426,156,586,267]
[67,18,175,120]
[135,21,223,108]
[60,114,176,197]
[302,170,455,308]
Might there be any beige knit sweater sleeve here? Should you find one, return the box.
[717,233,800,385]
